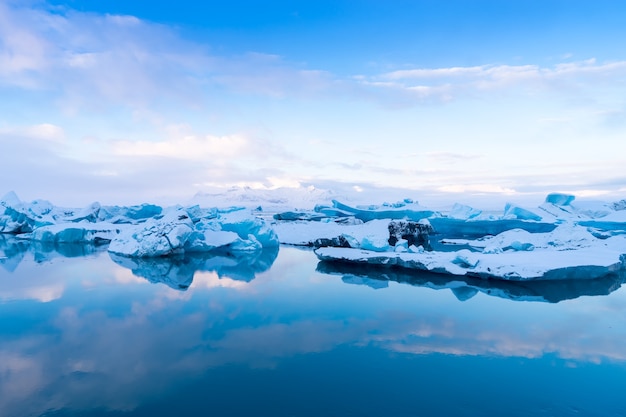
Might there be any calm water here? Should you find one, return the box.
[2,236,626,417]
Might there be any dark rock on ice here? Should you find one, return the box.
[313,235,353,248]
[388,221,433,251]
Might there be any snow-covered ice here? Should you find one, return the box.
[272,193,626,281]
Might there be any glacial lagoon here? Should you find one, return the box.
[2,240,626,416]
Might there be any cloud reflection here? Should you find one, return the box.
[1,246,626,415]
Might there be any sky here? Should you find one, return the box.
[1,0,626,207]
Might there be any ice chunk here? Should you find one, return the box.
[331,199,437,222]
[0,191,53,233]
[429,217,556,239]
[98,203,163,224]
[1,192,102,232]
[545,193,575,206]
[108,208,195,257]
[480,229,537,253]
[64,202,101,223]
[107,205,277,258]
[408,245,424,253]
[219,209,279,247]
[360,235,391,252]
[29,222,121,244]
[503,203,543,221]
[314,206,355,218]
[451,250,480,268]
[448,203,482,220]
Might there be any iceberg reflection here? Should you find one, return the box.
[109,246,279,290]
[0,234,107,268]
[316,260,625,303]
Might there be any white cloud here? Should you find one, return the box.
[437,184,517,195]
[113,134,250,160]
[0,123,65,142]
[0,1,212,110]
[2,1,625,112]
[369,59,626,103]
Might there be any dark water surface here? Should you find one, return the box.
[2,239,626,416]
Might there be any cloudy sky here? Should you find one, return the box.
[1,0,625,206]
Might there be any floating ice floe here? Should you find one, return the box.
[315,232,626,281]
[272,193,626,281]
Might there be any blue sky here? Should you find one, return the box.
[1,0,626,206]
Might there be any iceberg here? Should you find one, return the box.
[503,203,543,221]
[448,203,482,220]
[108,206,278,257]
[0,192,107,232]
[329,199,437,222]
[1,191,278,259]
[27,222,122,244]
[97,203,163,224]
[108,208,195,257]
[545,193,576,206]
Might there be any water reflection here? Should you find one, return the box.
[1,234,279,290]
[0,234,28,272]
[109,247,279,290]
[2,243,626,416]
[0,234,108,268]
[316,260,626,303]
